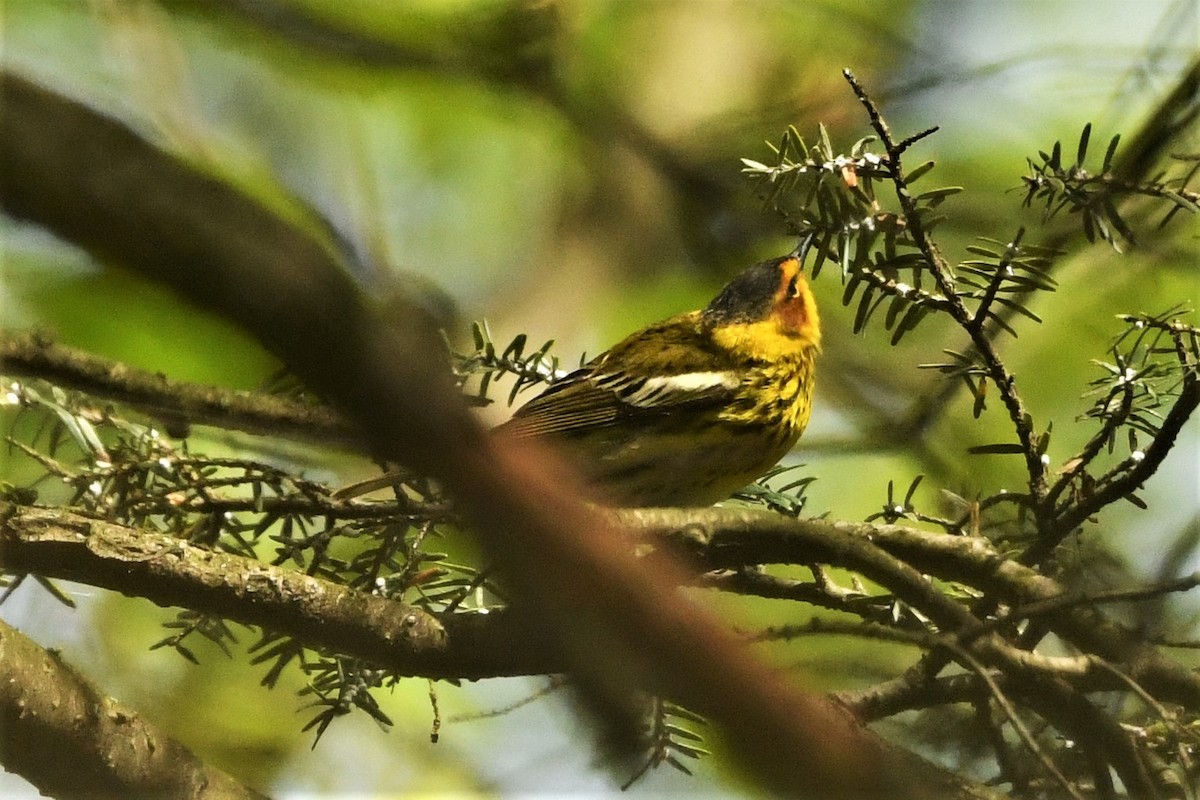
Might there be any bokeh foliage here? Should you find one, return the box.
[2,1,1198,796]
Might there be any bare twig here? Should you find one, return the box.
[952,648,1087,800]
[1001,572,1200,623]
[696,569,897,624]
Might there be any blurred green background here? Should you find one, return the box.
[2,0,1197,796]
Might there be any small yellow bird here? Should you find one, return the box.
[496,253,821,507]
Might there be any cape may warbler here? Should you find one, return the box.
[497,253,820,507]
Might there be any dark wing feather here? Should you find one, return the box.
[498,370,623,437]
[498,313,741,439]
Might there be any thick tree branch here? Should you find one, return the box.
[7,498,1194,718]
[0,501,510,678]
[0,617,268,800]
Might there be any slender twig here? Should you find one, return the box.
[837,670,989,720]
[952,647,1088,800]
[967,229,1025,335]
[1043,381,1134,509]
[1153,637,1200,649]
[696,569,898,625]
[843,70,1048,500]
[842,71,961,316]
[0,332,360,448]
[975,695,1027,793]
[427,680,441,743]
[849,263,959,315]
[749,613,1114,773]
[749,616,941,649]
[1090,658,1198,747]
[447,677,567,723]
[6,438,78,481]
[135,489,451,522]
[1029,374,1199,563]
[1000,572,1200,624]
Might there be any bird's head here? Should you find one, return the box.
[702,254,822,359]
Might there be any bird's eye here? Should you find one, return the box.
[786,275,802,299]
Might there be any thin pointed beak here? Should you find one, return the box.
[788,233,816,267]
